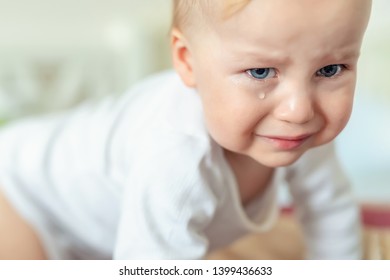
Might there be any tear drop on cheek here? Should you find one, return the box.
[258,92,266,100]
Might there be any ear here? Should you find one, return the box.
[171,28,196,88]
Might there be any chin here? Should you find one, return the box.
[253,151,306,168]
[265,159,300,168]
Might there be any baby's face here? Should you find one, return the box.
[177,0,371,167]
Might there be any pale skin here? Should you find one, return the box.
[0,0,371,259]
[0,190,47,259]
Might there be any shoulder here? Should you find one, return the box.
[123,69,184,98]
[114,69,210,160]
[134,133,213,182]
[125,131,227,201]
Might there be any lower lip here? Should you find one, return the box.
[260,136,310,150]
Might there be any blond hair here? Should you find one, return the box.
[172,0,251,32]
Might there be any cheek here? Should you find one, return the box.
[318,90,354,142]
[200,85,264,152]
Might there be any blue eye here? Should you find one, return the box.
[316,64,344,78]
[246,68,276,80]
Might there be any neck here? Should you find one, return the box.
[224,149,274,205]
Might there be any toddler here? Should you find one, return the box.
[0,0,372,259]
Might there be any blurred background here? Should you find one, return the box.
[0,0,172,118]
[0,0,388,202]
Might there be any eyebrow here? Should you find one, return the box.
[230,48,291,65]
[318,49,361,62]
[231,47,360,66]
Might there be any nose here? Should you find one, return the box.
[273,83,315,124]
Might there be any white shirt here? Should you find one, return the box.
[0,70,362,259]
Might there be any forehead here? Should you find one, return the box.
[210,0,371,56]
[221,0,370,29]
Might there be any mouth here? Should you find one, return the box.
[256,134,312,150]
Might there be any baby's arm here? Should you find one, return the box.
[287,142,362,259]
[113,137,217,259]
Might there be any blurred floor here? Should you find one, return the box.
[207,204,390,260]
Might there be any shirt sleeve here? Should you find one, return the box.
[286,142,362,259]
[113,136,218,260]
